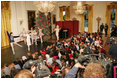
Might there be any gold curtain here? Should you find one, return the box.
[115,8,117,25]
[111,4,117,25]
[106,5,111,35]
[59,6,70,21]
[88,5,93,33]
[80,14,84,33]
[65,7,70,21]
[106,4,117,35]
[59,7,63,21]
[1,1,11,47]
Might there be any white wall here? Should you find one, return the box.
[10,1,113,42]
[10,1,38,42]
[51,1,112,32]
[86,1,110,32]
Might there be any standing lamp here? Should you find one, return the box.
[96,17,101,33]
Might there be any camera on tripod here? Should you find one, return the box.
[107,37,115,45]
[24,59,51,78]
[77,54,114,78]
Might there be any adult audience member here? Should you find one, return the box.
[109,40,117,60]
[65,62,106,78]
[100,23,104,34]
[111,25,117,37]
[14,69,34,78]
[2,64,11,78]
[104,24,108,36]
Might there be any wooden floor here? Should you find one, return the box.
[1,35,115,67]
[1,41,53,67]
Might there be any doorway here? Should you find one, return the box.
[27,11,36,30]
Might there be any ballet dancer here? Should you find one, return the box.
[6,30,22,55]
[20,28,27,44]
[33,29,38,45]
[26,32,31,51]
[30,27,35,45]
[38,27,44,43]
[55,25,61,41]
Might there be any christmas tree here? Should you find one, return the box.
[35,12,51,41]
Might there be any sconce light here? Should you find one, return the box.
[96,16,101,33]
[19,18,23,25]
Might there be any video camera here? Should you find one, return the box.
[107,37,115,45]
[24,59,51,78]
[77,53,115,78]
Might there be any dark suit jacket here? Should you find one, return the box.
[109,44,117,59]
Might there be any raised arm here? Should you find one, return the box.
[6,30,10,40]
[64,63,85,78]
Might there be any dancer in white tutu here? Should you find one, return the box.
[55,25,61,41]
[30,27,38,45]
[33,29,38,45]
[38,27,44,43]
[20,28,27,43]
[30,27,34,45]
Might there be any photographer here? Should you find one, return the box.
[109,40,117,60]
[111,25,117,37]
[65,62,106,78]
[64,63,85,78]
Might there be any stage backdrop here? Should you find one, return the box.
[56,20,79,37]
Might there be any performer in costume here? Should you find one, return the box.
[38,27,44,43]
[30,27,35,45]
[55,25,61,41]
[6,30,22,55]
[20,28,27,44]
[26,32,31,51]
[33,29,38,45]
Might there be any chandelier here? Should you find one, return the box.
[73,1,86,15]
[34,1,56,16]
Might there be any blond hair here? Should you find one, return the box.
[83,62,106,78]
[14,69,33,78]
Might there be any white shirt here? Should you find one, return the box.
[14,64,21,69]
[55,28,60,36]
[80,49,84,53]
[46,58,53,66]
[95,40,99,46]
[26,34,31,46]
[75,45,79,51]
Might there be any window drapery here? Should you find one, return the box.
[106,4,117,35]
[80,14,85,33]
[115,8,117,25]
[59,6,70,21]
[88,5,93,33]
[65,6,70,21]
[59,7,63,21]
[1,1,11,47]
[80,5,93,33]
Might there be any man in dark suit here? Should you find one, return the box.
[104,24,108,36]
[100,23,104,34]
[111,25,117,37]
[109,40,117,60]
